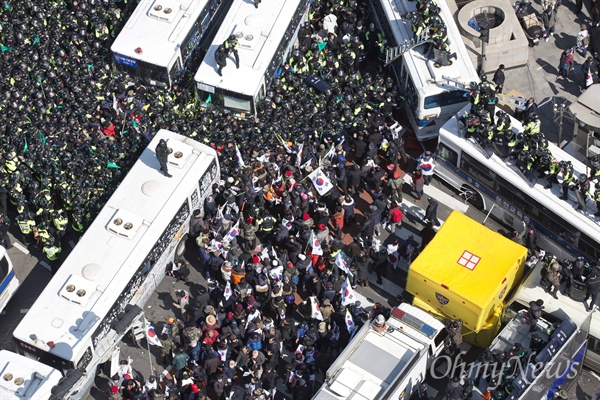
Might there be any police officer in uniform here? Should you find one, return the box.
[223,35,240,69]
[16,211,36,245]
[215,45,228,77]
[43,237,62,263]
[560,162,574,200]
[155,139,171,178]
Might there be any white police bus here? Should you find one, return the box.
[0,246,18,314]
[111,0,228,89]
[194,0,310,117]
[435,104,600,263]
[0,350,62,400]
[12,130,220,398]
[370,0,480,142]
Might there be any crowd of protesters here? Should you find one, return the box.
[0,0,442,399]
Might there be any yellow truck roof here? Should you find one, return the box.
[407,211,527,331]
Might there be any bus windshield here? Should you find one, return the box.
[113,58,169,87]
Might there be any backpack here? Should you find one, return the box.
[285,293,295,304]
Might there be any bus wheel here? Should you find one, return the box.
[174,234,188,261]
[460,185,484,210]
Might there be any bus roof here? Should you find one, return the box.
[110,0,214,68]
[194,0,302,97]
[439,104,600,234]
[380,0,479,93]
[13,131,218,363]
[0,350,62,399]
[314,303,444,400]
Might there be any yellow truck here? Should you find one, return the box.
[407,211,528,347]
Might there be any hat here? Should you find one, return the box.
[247,295,256,304]
[246,217,253,224]
[355,301,361,307]
[111,386,119,393]
[387,163,395,171]
[228,359,237,368]
[318,223,326,230]
[204,305,215,314]
[192,384,199,393]
[393,171,400,179]
[166,317,175,324]
[272,260,279,267]
[323,298,331,305]
[303,213,310,220]
[206,315,217,325]
[282,284,293,296]
[326,281,333,288]
[318,322,327,333]
[301,192,308,200]
[369,204,378,212]
[252,256,260,264]
[298,254,306,260]
[285,170,292,177]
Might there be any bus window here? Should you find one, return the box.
[169,58,183,83]
[460,152,493,183]
[437,142,458,166]
[579,233,600,260]
[403,70,419,109]
[424,90,469,109]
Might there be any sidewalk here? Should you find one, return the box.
[482,0,595,157]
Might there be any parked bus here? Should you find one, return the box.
[504,261,599,372]
[435,104,600,263]
[194,0,310,117]
[111,0,228,89]
[12,131,220,398]
[0,246,19,314]
[370,0,479,142]
[0,350,63,400]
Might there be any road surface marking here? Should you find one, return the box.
[40,261,52,272]
[13,242,30,255]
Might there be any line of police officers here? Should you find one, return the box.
[460,76,600,214]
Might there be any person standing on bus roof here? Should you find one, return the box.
[223,35,240,69]
[155,139,171,178]
[215,45,228,77]
[492,64,505,94]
